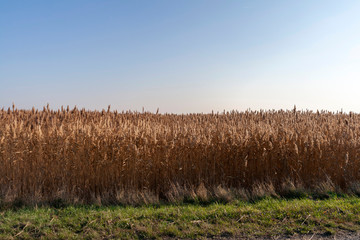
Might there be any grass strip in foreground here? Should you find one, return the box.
[1,197,360,239]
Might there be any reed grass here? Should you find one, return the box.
[1,106,359,205]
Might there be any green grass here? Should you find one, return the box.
[1,196,360,239]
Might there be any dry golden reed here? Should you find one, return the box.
[0,105,359,204]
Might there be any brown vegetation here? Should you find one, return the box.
[0,105,359,205]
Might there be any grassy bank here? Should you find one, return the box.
[1,196,360,239]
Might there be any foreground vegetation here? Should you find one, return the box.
[1,196,360,239]
[2,105,360,204]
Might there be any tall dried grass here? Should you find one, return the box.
[0,106,359,205]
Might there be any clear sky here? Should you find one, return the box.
[1,0,360,113]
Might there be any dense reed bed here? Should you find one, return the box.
[1,105,360,205]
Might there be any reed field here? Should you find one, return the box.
[1,105,360,205]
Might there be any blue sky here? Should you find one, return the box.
[1,0,360,113]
